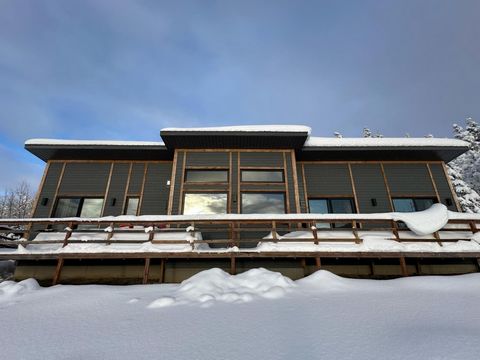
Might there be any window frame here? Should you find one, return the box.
[240,169,285,183]
[124,196,140,216]
[307,197,356,229]
[182,191,229,215]
[52,196,105,218]
[240,191,287,214]
[392,197,437,212]
[184,169,229,184]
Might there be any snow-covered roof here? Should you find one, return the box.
[25,139,165,147]
[304,137,469,148]
[161,125,312,134]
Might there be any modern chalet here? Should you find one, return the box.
[1,125,480,285]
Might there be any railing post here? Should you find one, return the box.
[392,220,400,240]
[62,222,73,248]
[469,221,478,234]
[311,223,318,245]
[271,221,278,243]
[399,257,408,277]
[352,221,361,244]
[230,256,236,275]
[52,257,64,285]
[433,231,442,247]
[105,222,114,245]
[23,221,33,240]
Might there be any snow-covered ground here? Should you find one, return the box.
[1,269,480,359]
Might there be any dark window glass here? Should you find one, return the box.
[308,198,355,228]
[393,198,435,212]
[54,198,81,217]
[80,198,104,218]
[185,170,228,183]
[124,197,140,216]
[241,170,284,182]
[241,193,285,214]
[183,193,227,215]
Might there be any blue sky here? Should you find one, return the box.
[0,0,479,193]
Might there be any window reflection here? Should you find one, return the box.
[241,193,285,214]
[183,193,227,215]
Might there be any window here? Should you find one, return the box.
[54,197,104,218]
[308,198,355,228]
[124,197,140,216]
[185,170,228,183]
[241,170,284,182]
[393,198,436,212]
[241,193,286,214]
[183,193,228,215]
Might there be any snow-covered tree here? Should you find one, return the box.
[0,181,34,219]
[334,131,343,138]
[362,127,383,138]
[447,165,480,213]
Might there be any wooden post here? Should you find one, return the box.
[392,221,400,240]
[106,222,114,245]
[352,221,361,244]
[52,258,64,285]
[315,256,321,270]
[142,258,150,284]
[300,258,307,277]
[159,259,166,283]
[311,223,318,245]
[230,256,236,275]
[399,257,408,277]
[433,231,442,247]
[62,222,73,247]
[271,221,278,243]
[23,221,33,240]
[469,221,478,234]
[370,261,375,276]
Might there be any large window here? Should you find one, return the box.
[241,193,286,214]
[183,193,228,215]
[54,197,104,218]
[308,198,355,228]
[393,198,436,212]
[185,170,228,183]
[241,170,284,182]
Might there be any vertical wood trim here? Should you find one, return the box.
[142,258,150,284]
[347,163,360,213]
[52,258,64,285]
[121,163,133,215]
[177,152,187,215]
[167,151,179,215]
[283,152,291,213]
[138,163,149,214]
[228,152,232,213]
[290,150,301,213]
[380,163,394,211]
[30,161,51,217]
[426,163,441,203]
[301,163,309,211]
[101,162,114,216]
[441,162,462,212]
[237,152,241,214]
[159,259,166,283]
[50,162,67,216]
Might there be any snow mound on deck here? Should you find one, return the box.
[393,203,449,236]
[148,268,295,308]
[0,278,40,300]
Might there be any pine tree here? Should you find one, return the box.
[447,165,480,213]
[363,128,372,138]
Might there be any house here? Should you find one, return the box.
[2,125,480,284]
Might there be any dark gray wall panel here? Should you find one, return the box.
[172,151,185,214]
[351,164,391,213]
[384,163,435,195]
[240,152,284,167]
[128,163,146,194]
[231,152,239,214]
[33,162,64,217]
[296,164,307,213]
[59,162,110,194]
[429,163,457,211]
[186,152,229,167]
[303,164,353,196]
[140,163,172,215]
[103,163,130,216]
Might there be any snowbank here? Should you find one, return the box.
[148,268,295,308]
[392,203,449,236]
[0,278,40,301]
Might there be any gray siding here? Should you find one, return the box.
[429,163,457,211]
[59,162,110,195]
[128,163,146,194]
[172,151,185,214]
[140,163,172,215]
[303,164,353,197]
[186,152,229,167]
[103,163,130,216]
[240,152,284,167]
[296,164,307,213]
[384,164,435,195]
[231,152,239,214]
[351,164,391,213]
[33,162,64,217]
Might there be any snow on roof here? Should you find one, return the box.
[25,139,165,147]
[161,125,312,134]
[304,136,468,148]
